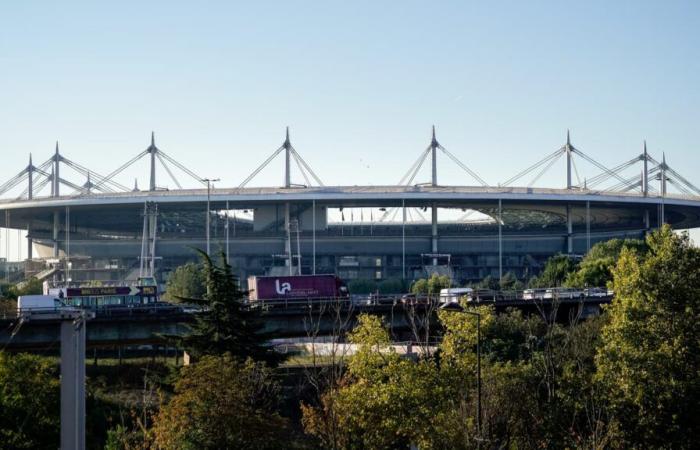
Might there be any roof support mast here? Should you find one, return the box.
[430,126,439,265]
[566,130,572,189]
[149,132,156,191]
[642,141,649,196]
[27,154,33,200]
[54,142,60,197]
[284,127,291,188]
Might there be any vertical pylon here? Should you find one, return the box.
[660,152,667,197]
[284,127,291,188]
[54,142,60,197]
[27,154,33,200]
[149,132,157,191]
[642,141,649,196]
[431,125,438,187]
[565,130,572,189]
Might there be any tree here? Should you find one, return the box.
[0,353,60,449]
[565,238,646,288]
[152,354,291,450]
[302,315,453,450]
[529,254,578,288]
[498,271,524,291]
[410,273,451,295]
[596,226,700,448]
[163,262,206,302]
[177,251,282,366]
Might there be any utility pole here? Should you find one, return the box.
[21,309,94,450]
[201,178,220,255]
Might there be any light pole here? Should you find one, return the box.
[201,178,220,255]
[440,302,482,438]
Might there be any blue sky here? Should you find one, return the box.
[0,1,699,257]
[1,1,698,190]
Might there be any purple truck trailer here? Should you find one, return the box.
[247,274,348,301]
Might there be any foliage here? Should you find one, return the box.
[376,278,406,294]
[410,273,451,295]
[529,254,578,288]
[565,238,647,288]
[0,353,60,449]
[2,277,43,301]
[152,354,290,450]
[597,226,700,448]
[176,251,282,366]
[302,315,456,450]
[346,278,377,294]
[498,271,524,290]
[163,262,206,302]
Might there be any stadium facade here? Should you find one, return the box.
[1,129,699,286]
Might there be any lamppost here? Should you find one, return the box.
[440,302,482,438]
[201,178,220,255]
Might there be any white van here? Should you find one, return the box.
[17,295,66,313]
[439,287,473,304]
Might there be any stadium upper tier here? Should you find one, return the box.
[1,129,699,284]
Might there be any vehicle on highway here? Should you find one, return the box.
[17,295,68,313]
[439,287,473,304]
[248,274,349,302]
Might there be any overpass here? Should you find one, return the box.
[0,293,611,351]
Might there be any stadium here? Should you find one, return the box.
[1,128,699,287]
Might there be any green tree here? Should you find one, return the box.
[0,353,60,449]
[410,273,451,295]
[152,354,291,450]
[163,262,206,302]
[302,315,454,450]
[529,254,578,288]
[565,238,646,288]
[177,251,282,365]
[596,226,700,448]
[498,271,524,290]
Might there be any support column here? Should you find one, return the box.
[498,199,503,280]
[26,222,32,260]
[586,201,591,252]
[65,206,70,281]
[60,316,87,450]
[644,209,650,233]
[312,200,316,275]
[402,199,406,280]
[566,204,573,254]
[285,202,292,275]
[431,204,438,266]
[53,211,60,258]
[225,201,230,264]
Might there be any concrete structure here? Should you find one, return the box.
[1,129,699,285]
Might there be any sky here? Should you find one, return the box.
[0,1,699,257]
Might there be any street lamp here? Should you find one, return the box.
[201,178,220,255]
[440,302,482,438]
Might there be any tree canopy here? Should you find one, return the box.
[596,226,700,448]
[176,251,282,366]
[163,262,206,302]
[152,354,291,450]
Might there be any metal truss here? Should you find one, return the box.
[238,127,324,189]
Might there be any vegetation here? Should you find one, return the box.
[410,273,451,295]
[175,251,282,366]
[151,354,291,450]
[1,228,698,448]
[162,262,206,302]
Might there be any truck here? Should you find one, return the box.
[247,274,349,301]
[17,295,67,313]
